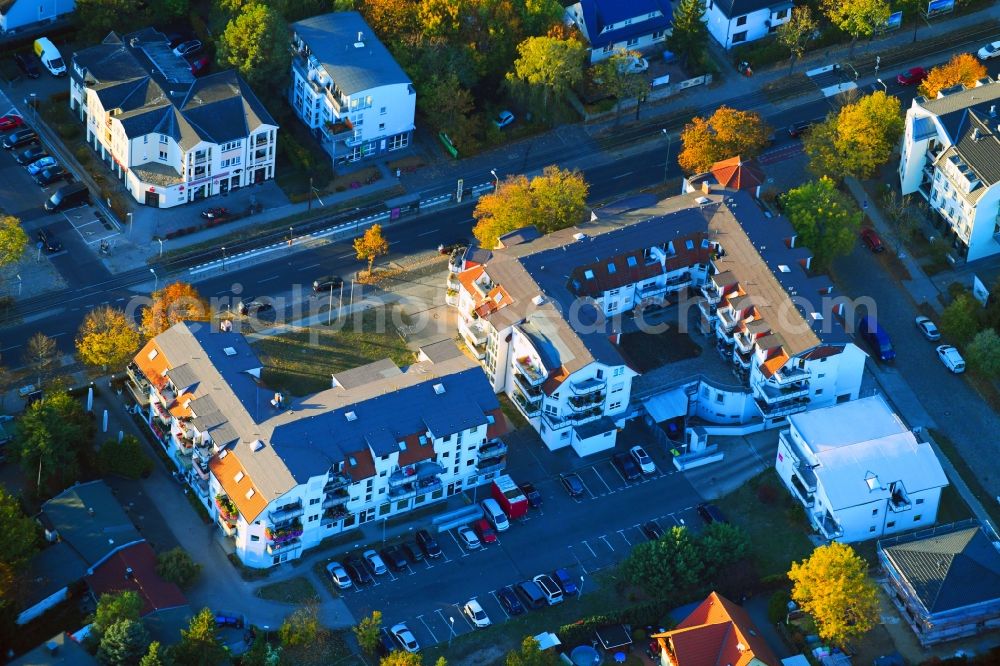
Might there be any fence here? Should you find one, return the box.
[572,74,714,122]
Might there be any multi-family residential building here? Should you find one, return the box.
[775,395,948,542]
[563,0,672,63]
[289,12,415,166]
[1,0,74,34]
[898,77,1000,262]
[126,324,506,568]
[704,0,793,49]
[70,28,277,209]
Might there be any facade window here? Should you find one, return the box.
[869,526,876,533]
[613,367,624,377]
[626,37,639,46]
[251,535,260,542]
[652,30,663,39]
[872,508,878,515]
[732,31,748,43]
[380,106,387,114]
[143,135,148,144]
[309,498,319,505]
[736,15,747,25]
[561,431,570,440]
[308,515,318,522]
[887,521,896,528]
[774,8,788,18]
[914,515,922,521]
[916,498,924,504]
[379,123,385,131]
[159,150,167,161]
[610,401,622,410]
[159,134,167,144]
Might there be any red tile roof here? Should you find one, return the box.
[85,543,187,616]
[711,157,765,192]
[486,408,508,440]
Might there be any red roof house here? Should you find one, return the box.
[85,542,187,616]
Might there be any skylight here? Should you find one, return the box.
[607,263,616,274]
[234,471,244,483]
[626,256,637,267]
[584,270,595,280]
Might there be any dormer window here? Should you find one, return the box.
[584,270,595,280]
[627,256,637,267]
[607,263,616,274]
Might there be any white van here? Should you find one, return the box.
[33,38,66,77]
[481,499,510,532]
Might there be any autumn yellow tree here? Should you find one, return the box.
[76,306,141,371]
[507,35,587,121]
[141,282,209,338]
[788,542,879,647]
[473,166,589,249]
[805,90,903,180]
[354,224,390,276]
[918,53,987,99]
[677,106,772,174]
[0,215,28,268]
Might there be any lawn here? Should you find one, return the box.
[255,575,320,604]
[715,470,815,579]
[253,310,415,396]
[618,327,702,373]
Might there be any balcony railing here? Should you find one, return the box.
[324,473,351,494]
[460,319,488,346]
[773,365,811,386]
[717,308,739,333]
[268,502,304,524]
[758,382,809,404]
[569,378,605,396]
[325,87,345,114]
[126,362,151,391]
[389,483,418,500]
[638,282,667,298]
[512,371,544,399]
[323,490,349,509]
[389,461,445,488]
[568,391,605,411]
[267,538,301,554]
[265,521,303,543]
[698,299,718,324]
[755,397,809,418]
[321,506,349,524]
[815,512,843,540]
[700,284,722,306]
[513,389,541,417]
[734,332,754,354]
[477,439,508,459]
[514,357,546,386]
[476,459,506,475]
[789,473,815,507]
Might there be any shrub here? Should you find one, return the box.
[75,144,93,163]
[97,435,153,479]
[768,589,792,624]
[732,36,788,68]
[156,547,201,588]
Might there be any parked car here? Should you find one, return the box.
[515,580,547,609]
[416,529,442,558]
[3,127,37,150]
[896,66,927,85]
[34,165,67,187]
[237,299,274,316]
[560,473,585,498]
[642,520,665,540]
[915,315,941,341]
[463,599,491,628]
[533,574,564,605]
[860,227,885,253]
[313,274,343,292]
[552,568,578,595]
[14,145,46,165]
[481,498,510,532]
[612,452,641,481]
[859,315,896,362]
[472,518,498,545]
[44,182,88,213]
[362,549,388,575]
[402,541,424,563]
[377,630,397,657]
[172,40,202,57]
[380,546,408,571]
[325,561,352,589]
[978,40,1000,60]
[36,228,62,253]
[201,206,229,219]
[494,110,515,128]
[937,344,966,373]
[497,585,525,615]
[188,55,210,76]
[166,32,190,49]
[457,526,481,550]
[621,56,649,74]
[629,445,656,474]
[787,121,813,138]
[438,238,470,254]
[519,482,542,508]
[13,52,41,79]
[343,556,372,585]
[390,623,420,653]
[27,156,57,176]
[697,503,728,525]
[0,115,23,132]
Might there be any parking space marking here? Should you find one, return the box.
[435,609,460,637]
[568,545,591,574]
[416,615,439,644]
[599,535,614,552]
[617,529,631,546]
[455,604,476,631]
[607,461,629,486]
[446,530,471,557]
[489,590,510,619]
[575,473,597,499]
[582,540,597,557]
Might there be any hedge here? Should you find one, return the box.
[557,599,675,646]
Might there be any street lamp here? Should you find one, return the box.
[263,625,269,642]
[157,237,164,257]
[222,245,227,271]
[149,267,158,291]
[448,617,455,648]
[579,575,585,597]
[127,212,133,239]
[289,226,294,247]
[490,169,499,190]
[661,129,672,185]
[876,78,887,92]
[16,274,22,297]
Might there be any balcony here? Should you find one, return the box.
[267,538,301,555]
[514,357,546,386]
[698,299,718,324]
[389,461,445,488]
[700,284,722,306]
[758,382,810,405]
[734,331,754,354]
[215,494,239,524]
[321,506,349,525]
[569,378,605,396]
[733,347,753,369]
[268,501,304,524]
[325,87,346,114]
[512,371,544,400]
[717,308,739,333]
[265,520,303,543]
[789,473,815,507]
[476,457,506,475]
[193,455,210,481]
[389,483,418,500]
[638,282,667,299]
[255,135,269,147]
[512,389,541,417]
[755,396,809,418]
[773,365,811,386]
[324,473,351,494]
[815,511,843,540]
[460,319,489,346]
[568,391,605,412]
[152,400,172,426]
[477,439,508,460]
[323,490,349,509]
[664,272,692,290]
[191,474,209,499]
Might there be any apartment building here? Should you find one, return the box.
[70,29,277,208]
[563,0,672,63]
[126,323,505,568]
[289,12,415,166]
[704,0,793,50]
[775,396,948,542]
[898,77,1000,262]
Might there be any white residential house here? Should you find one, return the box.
[704,0,793,49]
[70,28,277,208]
[0,0,74,34]
[564,0,672,63]
[126,324,505,569]
[898,77,1000,262]
[290,12,415,166]
[775,396,949,542]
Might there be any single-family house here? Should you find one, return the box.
[705,0,793,49]
[564,0,672,62]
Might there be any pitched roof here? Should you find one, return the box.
[573,0,673,48]
[710,156,765,192]
[85,542,187,616]
[21,542,89,614]
[881,523,1000,615]
[917,77,1000,141]
[291,12,412,96]
[653,592,780,666]
[40,480,143,568]
[710,0,792,19]
[9,633,97,666]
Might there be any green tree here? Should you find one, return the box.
[76,306,140,370]
[418,73,476,142]
[24,331,57,386]
[620,526,704,600]
[240,634,281,666]
[666,0,709,68]
[595,50,650,123]
[97,435,154,480]
[218,3,291,89]
[699,522,750,572]
[139,641,167,666]
[76,0,140,40]
[940,293,982,348]
[507,35,586,121]
[93,591,144,640]
[16,391,95,491]
[280,605,320,648]
[821,0,890,56]
[98,619,151,666]
[967,329,1000,377]
[0,216,28,268]
[805,91,903,180]
[506,636,558,666]
[168,608,227,666]
[353,610,382,656]
[156,547,201,588]
[782,177,862,270]
[788,542,879,647]
[0,487,38,568]
[380,652,422,666]
[776,6,818,75]
[677,106,772,174]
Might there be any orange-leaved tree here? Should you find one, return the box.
[141,282,209,338]
[918,53,987,99]
[677,106,771,174]
[354,224,390,276]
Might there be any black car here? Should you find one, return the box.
[401,541,424,563]
[13,52,41,79]
[14,145,47,166]
[380,546,408,571]
[642,520,665,540]
[415,529,442,558]
[519,482,542,508]
[560,473,585,498]
[237,299,275,316]
[515,580,547,609]
[498,585,525,615]
[3,127,37,150]
[313,274,344,292]
[36,229,62,253]
[377,630,397,657]
[612,452,641,482]
[788,121,813,138]
[344,556,373,585]
[697,503,728,525]
[34,165,67,187]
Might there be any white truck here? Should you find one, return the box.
[33,37,66,77]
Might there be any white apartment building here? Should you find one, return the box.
[70,29,277,209]
[775,396,948,542]
[1,0,74,34]
[564,0,671,63]
[899,77,1000,262]
[126,324,505,568]
[704,0,793,49]
[290,12,415,166]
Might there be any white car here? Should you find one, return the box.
[463,599,491,628]
[915,315,941,341]
[362,549,388,575]
[630,445,656,474]
[936,345,966,373]
[978,40,1000,60]
[457,526,481,550]
[390,623,420,653]
[621,56,649,74]
[494,110,515,128]
[325,561,352,589]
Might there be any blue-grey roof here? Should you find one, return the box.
[919,78,1000,143]
[712,0,792,19]
[292,12,412,96]
[40,480,143,568]
[21,542,88,613]
[575,0,672,48]
[10,632,97,666]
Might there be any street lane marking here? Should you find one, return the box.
[417,615,439,643]
[612,171,633,179]
[302,263,321,269]
[258,275,279,282]
[337,252,354,259]
[417,228,440,237]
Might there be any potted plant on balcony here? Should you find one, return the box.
[265,520,304,543]
[214,494,238,522]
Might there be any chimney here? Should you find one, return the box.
[973,128,980,142]
[88,507,95,517]
[125,567,134,580]
[990,104,997,116]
